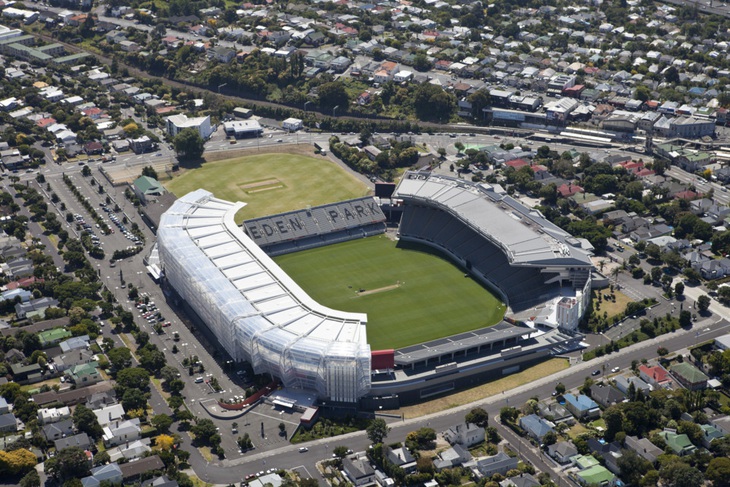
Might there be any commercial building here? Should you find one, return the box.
[223,120,263,138]
[282,117,303,131]
[165,114,214,140]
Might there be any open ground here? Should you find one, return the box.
[275,236,506,350]
[164,153,370,221]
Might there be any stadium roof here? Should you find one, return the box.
[393,172,593,267]
[160,189,368,346]
[393,321,528,366]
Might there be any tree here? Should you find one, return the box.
[93,451,110,467]
[555,383,566,395]
[333,446,348,458]
[454,141,465,153]
[617,450,653,487]
[174,128,205,160]
[191,419,218,445]
[413,83,456,121]
[499,407,519,424]
[0,448,36,476]
[72,404,103,440]
[603,405,624,442]
[318,81,350,109]
[679,310,692,327]
[155,434,175,451]
[542,430,557,446]
[160,365,180,384]
[141,166,158,180]
[366,418,390,445]
[151,414,173,433]
[19,469,40,487]
[44,447,90,481]
[659,459,704,487]
[465,407,489,428]
[122,388,148,411]
[116,367,150,391]
[406,427,436,450]
[107,347,132,370]
[697,294,711,313]
[675,282,684,297]
[706,457,730,487]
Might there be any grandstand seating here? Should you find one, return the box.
[245,197,387,256]
[398,204,561,311]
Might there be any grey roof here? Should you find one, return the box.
[520,414,554,439]
[0,413,16,429]
[476,451,518,474]
[54,432,91,450]
[393,172,593,266]
[548,441,578,458]
[59,335,89,353]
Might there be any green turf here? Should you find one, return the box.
[164,153,370,222]
[274,235,506,350]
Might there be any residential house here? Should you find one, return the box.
[120,456,165,480]
[564,394,601,420]
[500,473,541,487]
[576,465,616,486]
[659,430,697,456]
[475,452,518,478]
[519,414,554,441]
[385,446,417,474]
[589,384,625,408]
[86,390,117,410]
[614,375,652,396]
[38,406,71,425]
[700,424,724,448]
[0,397,8,414]
[434,444,472,470]
[342,455,375,486]
[66,362,101,387]
[16,297,59,320]
[538,402,574,425]
[639,364,675,389]
[141,476,179,487]
[55,348,96,372]
[548,441,578,464]
[81,463,123,487]
[0,413,18,433]
[59,335,90,353]
[102,418,142,447]
[107,438,151,462]
[625,435,663,464]
[55,432,92,451]
[208,46,235,63]
[10,362,42,383]
[443,422,485,447]
[93,404,125,427]
[42,418,74,441]
[670,362,709,390]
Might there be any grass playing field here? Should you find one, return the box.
[274,235,506,350]
[164,153,370,222]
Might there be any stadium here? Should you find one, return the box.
[158,172,594,408]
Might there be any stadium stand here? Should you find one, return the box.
[394,172,593,312]
[243,197,387,256]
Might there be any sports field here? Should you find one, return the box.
[165,153,370,221]
[274,235,506,350]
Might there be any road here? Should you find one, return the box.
[666,166,730,205]
[170,313,730,485]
